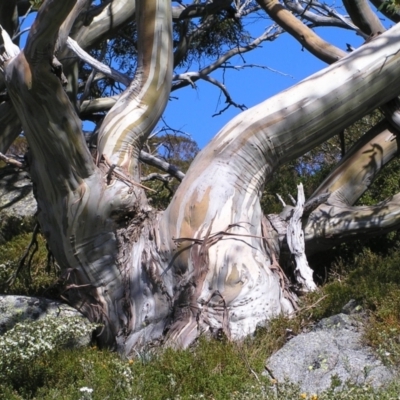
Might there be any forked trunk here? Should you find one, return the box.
[3,0,400,355]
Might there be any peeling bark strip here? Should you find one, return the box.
[97,0,173,181]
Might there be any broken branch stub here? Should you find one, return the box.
[287,183,317,292]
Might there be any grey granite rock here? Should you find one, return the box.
[0,166,36,244]
[264,312,395,394]
[0,295,92,348]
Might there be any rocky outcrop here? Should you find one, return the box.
[265,307,396,393]
[0,165,36,244]
[0,295,93,348]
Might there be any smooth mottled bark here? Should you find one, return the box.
[161,24,400,345]
[3,0,400,354]
[256,0,346,63]
[343,0,385,35]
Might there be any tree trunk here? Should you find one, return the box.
[3,0,400,355]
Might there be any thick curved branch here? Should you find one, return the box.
[5,0,94,189]
[66,37,131,86]
[97,0,173,181]
[56,0,91,52]
[256,0,346,64]
[305,195,400,253]
[80,96,118,117]
[342,0,385,36]
[72,0,135,50]
[309,119,399,207]
[161,25,400,341]
[24,0,77,62]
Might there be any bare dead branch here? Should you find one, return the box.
[221,63,294,78]
[287,183,316,292]
[66,37,131,86]
[139,151,185,182]
[284,0,357,29]
[172,24,283,92]
[197,74,247,116]
[0,151,25,168]
[141,173,171,182]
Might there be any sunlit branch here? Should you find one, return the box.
[56,0,90,52]
[66,37,131,86]
[309,120,400,206]
[305,194,400,254]
[73,0,136,50]
[256,0,346,63]
[139,151,185,182]
[0,151,24,168]
[97,0,173,181]
[80,96,118,117]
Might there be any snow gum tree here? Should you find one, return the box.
[1,0,400,355]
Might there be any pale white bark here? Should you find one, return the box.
[66,37,131,86]
[162,24,400,344]
[287,184,316,292]
[80,96,118,115]
[139,151,185,181]
[5,0,400,353]
[97,0,173,180]
[72,0,136,50]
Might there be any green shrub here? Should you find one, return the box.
[0,232,59,296]
[0,316,99,396]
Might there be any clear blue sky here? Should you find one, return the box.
[164,13,384,148]
[18,2,391,149]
